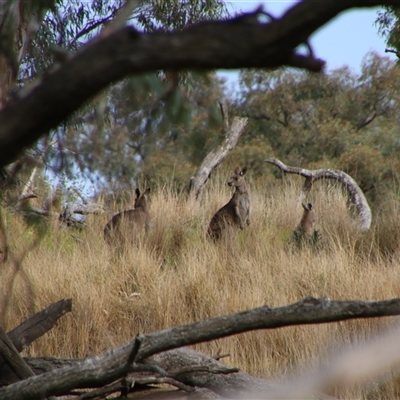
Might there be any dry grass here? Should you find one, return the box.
[2,170,400,398]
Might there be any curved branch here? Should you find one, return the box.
[0,0,396,167]
[265,158,372,231]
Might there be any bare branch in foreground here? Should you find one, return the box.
[2,296,400,399]
[0,328,35,381]
[188,104,248,199]
[6,298,72,353]
[0,0,398,168]
[0,298,73,388]
[265,158,372,231]
[385,48,400,59]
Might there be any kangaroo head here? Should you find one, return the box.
[134,187,150,209]
[228,167,247,188]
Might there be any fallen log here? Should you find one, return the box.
[0,298,72,386]
[7,298,72,353]
[0,347,330,399]
[2,296,400,400]
[0,327,35,381]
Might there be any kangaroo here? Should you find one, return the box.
[297,202,315,235]
[104,188,151,244]
[207,167,250,240]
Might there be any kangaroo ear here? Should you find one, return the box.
[240,167,247,176]
[307,202,313,210]
[143,188,151,195]
[234,167,240,175]
[135,188,141,198]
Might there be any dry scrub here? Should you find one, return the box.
[2,170,400,398]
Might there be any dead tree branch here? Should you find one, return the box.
[0,0,398,168]
[0,298,72,388]
[265,158,372,231]
[2,296,400,399]
[385,48,400,59]
[16,201,105,229]
[188,103,248,199]
[145,348,276,398]
[0,327,35,381]
[356,110,377,130]
[6,298,72,353]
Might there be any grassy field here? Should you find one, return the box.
[2,169,400,398]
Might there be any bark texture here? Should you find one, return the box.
[2,296,400,399]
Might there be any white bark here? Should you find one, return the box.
[266,158,372,231]
[189,103,248,199]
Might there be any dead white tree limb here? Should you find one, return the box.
[188,102,248,199]
[16,202,105,229]
[2,296,400,399]
[265,158,372,231]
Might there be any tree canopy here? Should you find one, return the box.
[376,5,400,56]
[0,0,398,198]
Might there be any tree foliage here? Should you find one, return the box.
[0,1,399,199]
[62,72,226,190]
[0,0,228,193]
[376,5,400,55]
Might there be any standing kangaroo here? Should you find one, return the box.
[297,202,315,235]
[207,167,250,240]
[104,188,151,244]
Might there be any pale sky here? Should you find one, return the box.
[220,1,396,86]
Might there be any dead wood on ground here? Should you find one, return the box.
[2,296,400,399]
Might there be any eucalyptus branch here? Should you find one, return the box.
[0,0,396,168]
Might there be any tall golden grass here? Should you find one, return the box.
[2,169,400,398]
